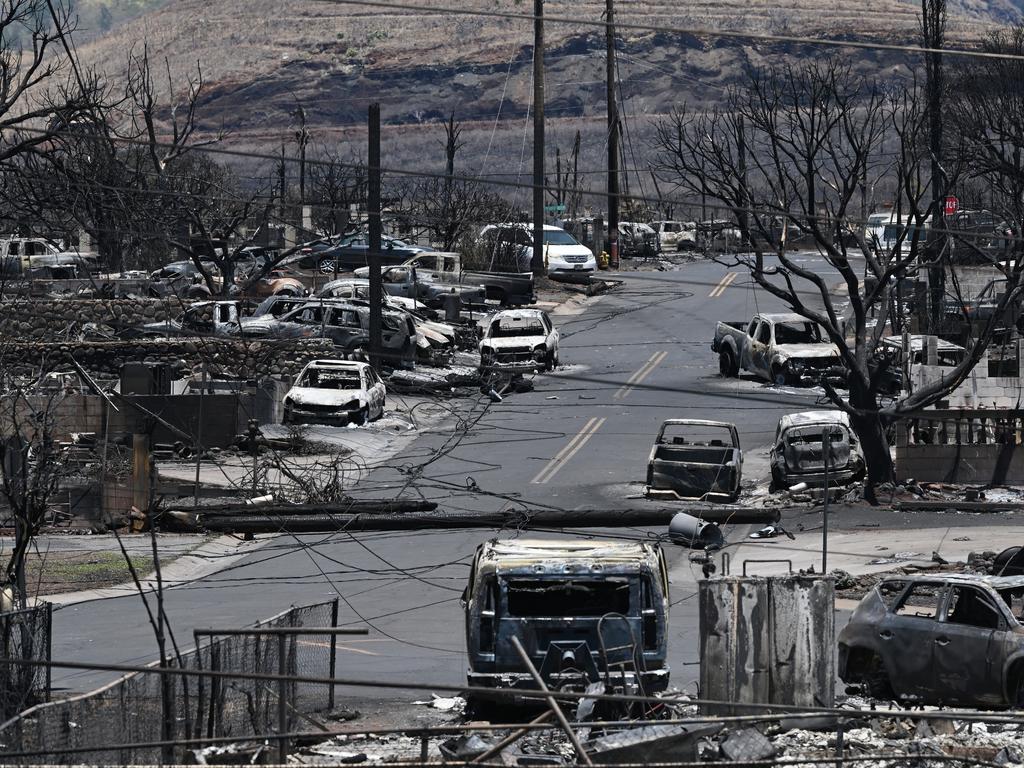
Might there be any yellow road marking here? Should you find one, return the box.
[531,417,606,484]
[614,350,668,400]
[297,638,393,656]
[708,271,738,298]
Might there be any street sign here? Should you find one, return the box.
[544,204,567,214]
[944,195,959,216]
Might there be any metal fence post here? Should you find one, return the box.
[277,632,288,764]
[328,598,339,710]
[44,604,52,703]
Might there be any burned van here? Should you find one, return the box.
[462,539,670,697]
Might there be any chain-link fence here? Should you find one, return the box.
[0,598,338,765]
[0,603,52,721]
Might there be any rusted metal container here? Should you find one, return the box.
[699,574,834,714]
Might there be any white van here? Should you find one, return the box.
[479,224,596,277]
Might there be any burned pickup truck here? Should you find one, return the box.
[713,313,842,386]
[463,539,670,703]
[769,411,865,491]
[645,420,742,502]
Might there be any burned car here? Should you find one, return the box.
[838,574,1024,708]
[645,420,742,502]
[282,359,386,425]
[479,309,559,374]
[463,539,670,702]
[769,411,864,491]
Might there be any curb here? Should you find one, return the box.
[45,533,268,607]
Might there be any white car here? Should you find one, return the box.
[479,309,560,373]
[479,224,596,277]
[283,359,386,426]
[651,220,697,251]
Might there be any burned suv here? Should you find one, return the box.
[839,574,1024,708]
[462,539,670,702]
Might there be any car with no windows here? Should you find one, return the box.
[282,359,386,426]
[838,574,1024,708]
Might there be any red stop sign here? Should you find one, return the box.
[944,195,960,216]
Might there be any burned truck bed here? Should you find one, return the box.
[645,419,742,502]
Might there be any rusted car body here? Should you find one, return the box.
[645,420,742,502]
[462,539,670,699]
[838,574,1024,708]
[769,411,864,490]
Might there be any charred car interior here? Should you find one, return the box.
[462,539,670,707]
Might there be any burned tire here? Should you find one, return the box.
[771,365,788,386]
[351,406,369,426]
[719,349,738,377]
[861,653,894,701]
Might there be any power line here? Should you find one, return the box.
[315,0,1024,63]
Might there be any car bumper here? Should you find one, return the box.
[466,667,669,695]
[286,407,361,425]
[480,359,546,374]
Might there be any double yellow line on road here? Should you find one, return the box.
[531,416,606,485]
[614,350,667,400]
[708,271,738,298]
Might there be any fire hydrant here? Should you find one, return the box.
[598,251,610,270]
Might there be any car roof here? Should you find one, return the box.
[493,308,546,320]
[758,312,818,324]
[480,538,659,566]
[778,411,851,430]
[883,573,1024,590]
[304,359,369,371]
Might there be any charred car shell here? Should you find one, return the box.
[462,539,670,700]
[769,411,864,490]
[838,573,1024,708]
[646,420,742,502]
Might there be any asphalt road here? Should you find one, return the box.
[50,255,848,699]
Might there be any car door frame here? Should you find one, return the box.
[934,583,1013,706]
[883,581,948,700]
[747,319,772,379]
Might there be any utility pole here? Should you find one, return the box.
[923,0,946,334]
[295,106,309,205]
[531,0,545,276]
[278,142,287,203]
[368,104,383,367]
[737,117,748,240]
[606,0,619,269]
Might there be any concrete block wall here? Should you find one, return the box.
[909,339,1024,409]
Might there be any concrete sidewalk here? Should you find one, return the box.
[39,533,266,607]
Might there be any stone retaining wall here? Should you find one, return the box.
[0,338,336,379]
[0,298,186,340]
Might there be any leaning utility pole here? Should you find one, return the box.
[368,104,383,367]
[295,105,309,204]
[606,0,619,269]
[531,0,545,276]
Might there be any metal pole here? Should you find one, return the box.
[822,428,831,574]
[471,711,553,764]
[328,598,339,711]
[531,0,545,277]
[510,636,593,766]
[277,633,288,764]
[368,104,383,367]
[193,364,206,506]
[606,0,619,269]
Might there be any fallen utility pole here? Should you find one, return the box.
[196,505,780,534]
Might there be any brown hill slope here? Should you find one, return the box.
[72,0,1024,178]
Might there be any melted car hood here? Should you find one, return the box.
[287,387,363,406]
[775,343,840,359]
[483,335,547,350]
